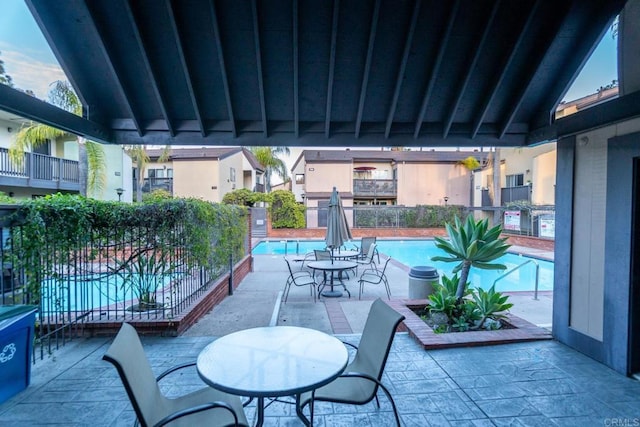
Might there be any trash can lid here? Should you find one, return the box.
[409,266,439,279]
[0,305,37,322]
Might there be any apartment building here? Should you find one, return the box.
[0,111,132,201]
[291,149,485,227]
[143,147,265,202]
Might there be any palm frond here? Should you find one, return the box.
[86,141,106,196]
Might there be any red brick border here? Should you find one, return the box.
[387,299,552,349]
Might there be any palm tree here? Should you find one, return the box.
[250,146,290,192]
[431,215,510,301]
[126,145,171,202]
[9,80,106,197]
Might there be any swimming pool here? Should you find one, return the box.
[40,273,178,314]
[252,239,554,292]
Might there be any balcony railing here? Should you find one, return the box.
[254,182,265,193]
[137,177,173,194]
[0,147,80,189]
[481,186,532,207]
[501,185,531,204]
[353,179,397,197]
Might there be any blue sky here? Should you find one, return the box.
[0,0,618,103]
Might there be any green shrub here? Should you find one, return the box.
[267,190,305,228]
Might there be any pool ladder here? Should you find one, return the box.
[281,240,300,255]
[492,259,540,300]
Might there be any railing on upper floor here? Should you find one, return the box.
[501,185,531,204]
[353,179,397,197]
[138,177,173,194]
[0,147,80,188]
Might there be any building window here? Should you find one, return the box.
[506,173,524,187]
[230,167,236,182]
[295,174,304,184]
[166,168,173,178]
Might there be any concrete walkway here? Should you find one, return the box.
[2,250,639,426]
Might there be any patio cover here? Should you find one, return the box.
[0,0,632,148]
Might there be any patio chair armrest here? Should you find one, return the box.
[153,401,240,427]
[340,341,359,351]
[156,362,196,382]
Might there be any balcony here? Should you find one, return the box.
[353,179,397,197]
[137,177,173,194]
[0,147,79,191]
[481,185,532,207]
[254,182,265,193]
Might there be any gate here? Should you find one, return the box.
[251,207,267,237]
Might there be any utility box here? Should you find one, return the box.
[0,305,37,404]
[408,266,439,299]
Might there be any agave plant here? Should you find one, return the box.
[432,216,511,301]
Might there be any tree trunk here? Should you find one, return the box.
[455,260,471,301]
[78,137,88,197]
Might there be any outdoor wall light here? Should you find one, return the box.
[444,196,449,206]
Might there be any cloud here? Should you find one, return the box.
[0,46,66,99]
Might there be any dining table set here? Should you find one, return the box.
[197,325,349,426]
[305,249,360,298]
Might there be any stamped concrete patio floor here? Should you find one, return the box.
[1,252,639,425]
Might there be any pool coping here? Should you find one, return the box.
[388,299,553,349]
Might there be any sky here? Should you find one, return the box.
[0,1,620,171]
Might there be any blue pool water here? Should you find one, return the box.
[40,273,178,314]
[252,239,553,292]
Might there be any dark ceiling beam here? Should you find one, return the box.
[293,0,299,138]
[112,127,526,147]
[251,0,268,138]
[471,0,540,140]
[533,2,624,131]
[442,0,499,139]
[123,0,175,136]
[0,84,112,144]
[82,1,142,136]
[499,2,572,139]
[166,0,205,137]
[384,0,421,139]
[414,0,459,139]
[325,0,340,138]
[528,91,640,145]
[355,0,380,139]
[208,0,237,138]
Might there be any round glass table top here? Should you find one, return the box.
[197,326,348,397]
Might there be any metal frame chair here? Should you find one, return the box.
[358,257,392,300]
[355,242,378,275]
[295,299,405,426]
[284,257,318,302]
[103,323,249,427]
[359,237,380,263]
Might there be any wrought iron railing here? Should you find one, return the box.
[0,204,250,362]
[353,179,397,197]
[0,147,79,186]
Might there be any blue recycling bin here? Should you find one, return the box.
[0,305,37,404]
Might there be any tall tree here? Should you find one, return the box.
[0,50,13,87]
[126,145,171,202]
[9,80,106,197]
[250,146,290,192]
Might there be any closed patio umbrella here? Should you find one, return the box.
[325,187,353,259]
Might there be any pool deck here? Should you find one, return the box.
[8,242,639,426]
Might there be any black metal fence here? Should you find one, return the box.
[0,201,249,362]
[306,205,466,228]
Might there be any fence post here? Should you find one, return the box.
[228,253,234,295]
